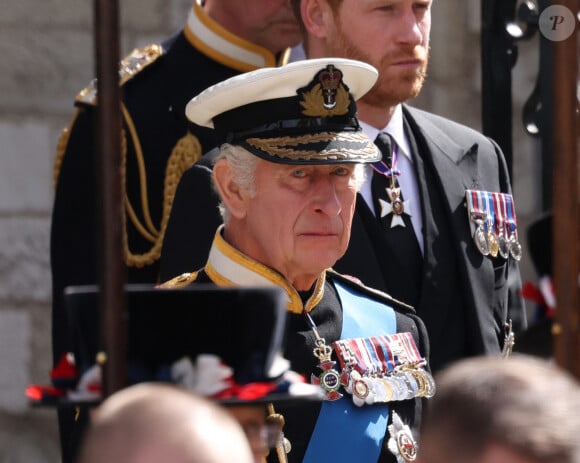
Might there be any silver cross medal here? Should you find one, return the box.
[379,186,412,228]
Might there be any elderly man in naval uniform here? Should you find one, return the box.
[162,57,433,463]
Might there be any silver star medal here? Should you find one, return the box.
[379,187,412,228]
[387,410,418,462]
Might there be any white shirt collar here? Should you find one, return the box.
[359,104,412,162]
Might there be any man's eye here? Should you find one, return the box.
[333,167,350,176]
[414,2,431,12]
[292,169,307,178]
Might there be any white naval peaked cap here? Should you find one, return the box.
[185,58,381,165]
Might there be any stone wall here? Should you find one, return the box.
[0,1,541,461]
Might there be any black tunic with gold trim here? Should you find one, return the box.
[51,4,291,461]
[51,3,291,364]
[162,229,430,463]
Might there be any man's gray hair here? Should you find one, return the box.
[214,143,366,224]
[213,144,259,224]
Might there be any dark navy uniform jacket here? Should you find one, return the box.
[161,229,430,463]
[50,4,290,461]
[51,3,290,365]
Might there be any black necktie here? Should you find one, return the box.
[371,132,423,304]
[372,133,414,231]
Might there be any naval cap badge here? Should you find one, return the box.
[299,64,351,117]
[319,64,343,109]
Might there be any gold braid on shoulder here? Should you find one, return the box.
[157,271,199,288]
[121,103,202,268]
[53,45,176,268]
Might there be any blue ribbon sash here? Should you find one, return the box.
[303,281,396,463]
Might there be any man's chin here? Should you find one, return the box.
[363,76,425,107]
[305,254,344,272]
[267,25,302,49]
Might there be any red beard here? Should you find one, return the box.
[328,25,429,108]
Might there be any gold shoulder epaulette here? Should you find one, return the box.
[75,44,164,105]
[158,271,199,289]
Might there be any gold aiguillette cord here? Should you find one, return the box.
[267,403,290,463]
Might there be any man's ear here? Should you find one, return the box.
[301,0,334,38]
[213,159,248,219]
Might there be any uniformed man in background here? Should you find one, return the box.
[50,1,301,461]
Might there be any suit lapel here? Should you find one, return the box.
[404,106,479,209]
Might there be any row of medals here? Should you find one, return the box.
[471,212,522,261]
[343,362,436,407]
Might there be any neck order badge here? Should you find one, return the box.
[372,132,413,229]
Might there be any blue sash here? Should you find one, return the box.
[303,281,396,463]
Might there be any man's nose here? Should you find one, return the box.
[395,9,425,46]
[312,178,342,216]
